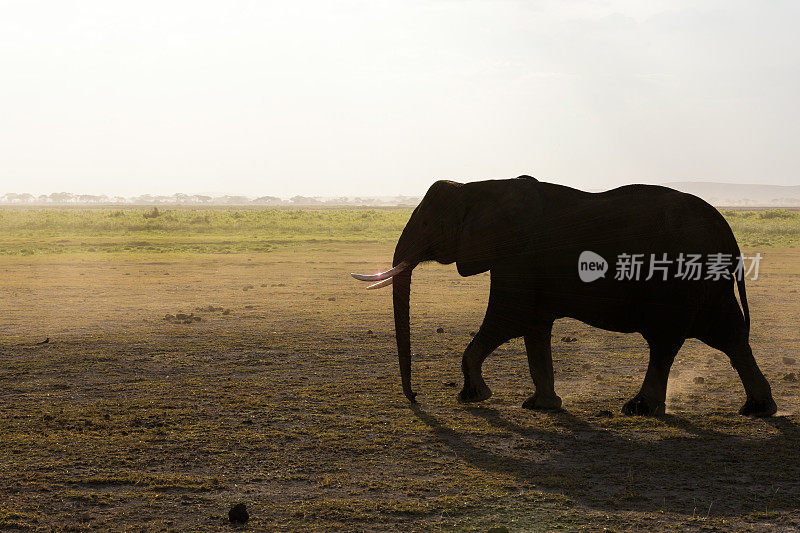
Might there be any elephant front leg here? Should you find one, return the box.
[458,333,502,403]
[522,322,562,411]
[622,337,684,416]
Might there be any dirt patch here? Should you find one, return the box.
[163,313,202,324]
[1,244,798,531]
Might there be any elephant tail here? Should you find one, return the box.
[736,267,750,337]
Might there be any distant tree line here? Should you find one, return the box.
[0,192,421,206]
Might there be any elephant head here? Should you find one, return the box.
[351,177,541,402]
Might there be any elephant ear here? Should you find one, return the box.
[456,180,541,277]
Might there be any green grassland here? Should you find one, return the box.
[0,207,411,255]
[0,207,798,255]
[721,209,800,247]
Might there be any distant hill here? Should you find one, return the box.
[663,182,800,207]
[0,193,421,207]
[3,183,799,207]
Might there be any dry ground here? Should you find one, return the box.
[1,244,799,531]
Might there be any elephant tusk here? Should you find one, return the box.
[350,261,409,282]
[366,277,394,290]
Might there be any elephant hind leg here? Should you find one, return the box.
[622,336,684,416]
[696,295,776,417]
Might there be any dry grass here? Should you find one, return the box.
[0,241,798,531]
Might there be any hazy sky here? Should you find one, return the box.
[1,0,798,197]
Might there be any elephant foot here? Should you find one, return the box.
[621,395,665,416]
[522,392,562,411]
[458,380,492,403]
[739,396,777,417]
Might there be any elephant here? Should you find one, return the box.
[351,176,778,417]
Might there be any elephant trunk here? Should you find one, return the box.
[392,267,416,402]
[351,216,423,401]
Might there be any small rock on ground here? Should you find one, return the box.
[229,503,249,524]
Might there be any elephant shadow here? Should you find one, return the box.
[410,404,800,517]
